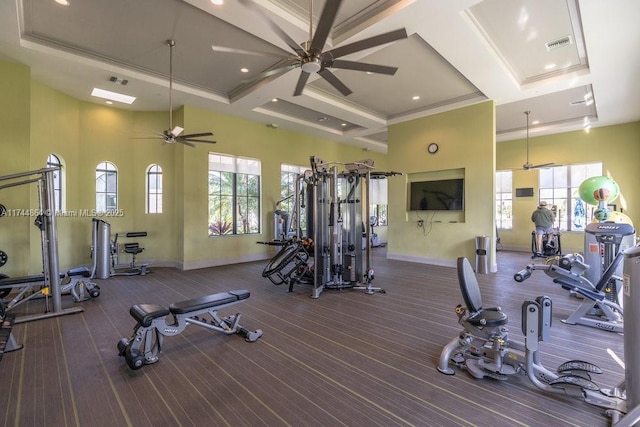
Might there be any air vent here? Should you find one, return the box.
[545,35,573,51]
[109,76,129,86]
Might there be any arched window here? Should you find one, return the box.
[146,164,163,214]
[96,161,118,213]
[46,153,64,212]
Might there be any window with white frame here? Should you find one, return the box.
[208,153,261,236]
[496,170,513,229]
[281,164,307,236]
[539,162,603,231]
[46,153,64,212]
[146,164,163,214]
[96,161,118,213]
[369,178,388,226]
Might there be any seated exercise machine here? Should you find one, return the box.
[438,254,640,425]
[111,231,149,276]
[91,218,150,278]
[514,222,635,333]
[117,289,262,370]
[530,229,561,258]
[514,251,624,332]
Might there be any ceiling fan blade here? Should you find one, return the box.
[240,63,300,84]
[324,28,407,60]
[238,0,307,57]
[180,132,214,138]
[293,71,311,96]
[531,162,555,169]
[211,45,291,60]
[317,68,352,96]
[309,0,342,55]
[329,59,398,75]
[182,139,217,144]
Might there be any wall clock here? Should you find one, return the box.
[428,143,439,154]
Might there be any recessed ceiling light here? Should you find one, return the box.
[366,72,373,75]
[210,0,223,5]
[55,0,70,5]
[105,101,113,105]
[532,120,539,125]
[240,67,249,73]
[412,95,420,100]
[341,123,347,127]
[271,98,278,102]
[91,88,136,104]
[544,63,556,70]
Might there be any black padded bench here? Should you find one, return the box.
[119,289,261,370]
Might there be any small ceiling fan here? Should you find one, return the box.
[521,110,554,170]
[138,40,216,147]
[212,0,407,97]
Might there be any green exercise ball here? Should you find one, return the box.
[578,176,620,206]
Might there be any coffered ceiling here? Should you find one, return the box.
[0,0,637,152]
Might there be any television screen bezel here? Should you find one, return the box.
[408,178,464,211]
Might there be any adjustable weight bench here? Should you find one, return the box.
[117,289,262,370]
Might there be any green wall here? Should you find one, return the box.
[386,101,497,270]
[497,122,640,252]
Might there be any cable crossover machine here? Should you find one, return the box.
[0,168,88,357]
[261,156,401,299]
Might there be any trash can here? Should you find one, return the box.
[475,235,490,274]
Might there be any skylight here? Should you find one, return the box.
[91,88,136,104]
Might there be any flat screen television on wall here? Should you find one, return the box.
[409,179,464,211]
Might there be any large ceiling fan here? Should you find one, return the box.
[139,40,216,147]
[522,110,555,170]
[212,0,408,97]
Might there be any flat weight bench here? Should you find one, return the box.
[117,289,263,370]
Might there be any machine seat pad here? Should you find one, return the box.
[67,266,91,277]
[130,304,170,327]
[170,290,250,315]
[467,308,508,327]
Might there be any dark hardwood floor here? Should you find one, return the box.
[0,249,625,426]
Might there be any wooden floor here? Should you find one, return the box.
[0,249,626,426]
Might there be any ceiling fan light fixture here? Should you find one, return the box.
[301,58,321,73]
[172,126,184,137]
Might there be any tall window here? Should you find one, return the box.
[208,153,261,236]
[369,178,389,226]
[146,164,163,214]
[539,162,602,231]
[496,170,513,229]
[46,153,63,212]
[96,161,118,213]
[281,164,307,236]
